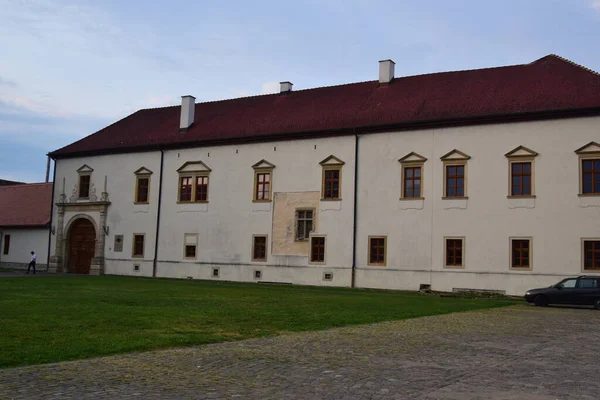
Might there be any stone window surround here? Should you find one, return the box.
[252,159,275,203]
[183,233,198,260]
[132,233,145,258]
[309,234,327,264]
[505,146,538,198]
[509,237,533,271]
[575,142,600,196]
[440,150,470,200]
[319,155,345,201]
[177,161,212,203]
[134,167,153,204]
[444,236,465,269]
[399,152,427,200]
[368,235,387,267]
[251,234,268,262]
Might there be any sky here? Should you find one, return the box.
[1,0,599,183]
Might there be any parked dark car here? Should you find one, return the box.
[525,276,600,309]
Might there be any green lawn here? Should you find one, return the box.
[0,276,516,368]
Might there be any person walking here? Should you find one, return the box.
[27,251,36,275]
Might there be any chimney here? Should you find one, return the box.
[279,81,293,93]
[179,95,196,131]
[378,59,395,84]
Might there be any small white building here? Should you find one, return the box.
[0,183,52,270]
[47,54,600,295]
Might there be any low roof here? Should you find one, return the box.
[50,54,600,159]
[0,179,24,186]
[0,183,53,228]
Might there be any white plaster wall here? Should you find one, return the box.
[51,151,161,276]
[0,228,49,267]
[156,136,356,285]
[357,116,600,295]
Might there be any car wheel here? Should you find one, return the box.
[534,295,548,307]
[594,299,600,310]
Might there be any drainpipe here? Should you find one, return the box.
[46,157,56,271]
[351,130,359,288]
[152,150,164,278]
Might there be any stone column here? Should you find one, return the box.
[48,205,65,273]
[89,205,107,275]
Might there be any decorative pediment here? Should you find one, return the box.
[505,145,538,158]
[177,161,211,173]
[251,159,276,170]
[399,152,427,164]
[134,167,153,175]
[319,155,345,166]
[440,149,471,161]
[575,141,600,155]
[76,164,94,173]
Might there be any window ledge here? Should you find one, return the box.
[132,255,144,259]
[578,193,600,197]
[444,265,465,269]
[507,195,536,199]
[251,259,267,263]
[367,263,387,267]
[134,202,150,205]
[252,200,272,203]
[177,201,209,204]
[320,198,341,202]
[441,196,468,200]
[309,261,326,265]
[510,267,533,271]
[399,197,424,201]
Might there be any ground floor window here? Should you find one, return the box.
[368,236,387,266]
[583,240,600,270]
[310,236,326,263]
[2,234,9,255]
[511,238,531,269]
[445,237,464,267]
[252,235,267,261]
[132,234,145,258]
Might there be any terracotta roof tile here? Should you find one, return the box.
[50,55,600,158]
[0,183,52,227]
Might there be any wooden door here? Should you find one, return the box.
[68,219,96,274]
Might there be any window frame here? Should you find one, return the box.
[582,238,600,271]
[78,174,91,199]
[252,234,268,262]
[575,142,600,196]
[510,237,532,271]
[309,235,326,264]
[505,146,538,198]
[135,175,151,204]
[443,163,467,199]
[253,170,272,202]
[178,173,210,203]
[399,152,427,200]
[319,155,344,201]
[580,158,600,195]
[183,233,198,260]
[132,233,145,258]
[367,236,387,266]
[295,208,315,242]
[444,236,465,269]
[440,150,470,200]
[2,234,10,255]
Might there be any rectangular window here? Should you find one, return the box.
[511,239,530,269]
[179,176,193,202]
[582,159,600,194]
[403,166,422,198]
[445,165,465,197]
[255,172,271,201]
[185,245,196,259]
[445,238,464,267]
[3,234,10,255]
[310,236,326,262]
[368,236,386,266]
[133,234,144,258]
[583,240,600,270]
[195,176,208,202]
[295,210,314,241]
[135,177,149,203]
[323,168,341,199]
[511,162,532,196]
[79,175,90,198]
[252,235,267,261]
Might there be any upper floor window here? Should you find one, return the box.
[399,152,427,199]
[319,155,344,200]
[3,234,10,255]
[134,167,153,204]
[583,240,600,271]
[76,164,94,199]
[505,146,538,197]
[440,150,470,199]
[575,142,600,196]
[295,209,314,241]
[252,159,275,202]
[176,161,211,203]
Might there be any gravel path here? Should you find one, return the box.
[1,305,599,399]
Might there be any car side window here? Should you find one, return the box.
[561,279,577,289]
[579,279,598,289]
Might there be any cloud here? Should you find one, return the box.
[0,77,16,87]
[591,0,600,11]
[261,82,280,94]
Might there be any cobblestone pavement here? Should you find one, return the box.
[1,305,599,399]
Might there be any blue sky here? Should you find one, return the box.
[1,0,599,182]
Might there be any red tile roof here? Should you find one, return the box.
[51,55,600,158]
[0,183,52,227]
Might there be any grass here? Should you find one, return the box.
[0,275,517,368]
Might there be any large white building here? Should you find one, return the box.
[47,55,600,295]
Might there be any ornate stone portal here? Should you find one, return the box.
[48,177,111,275]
